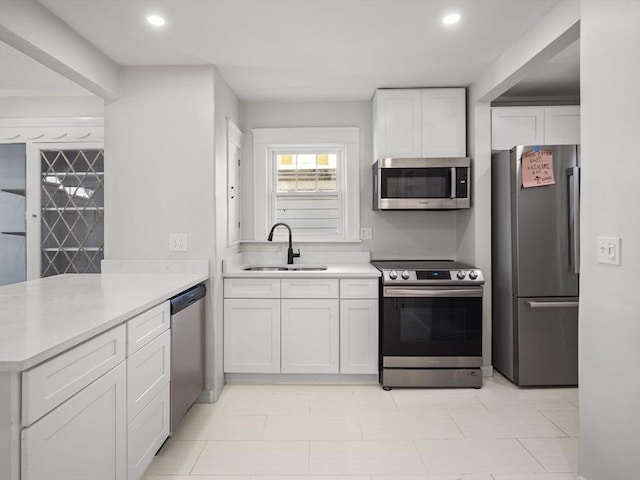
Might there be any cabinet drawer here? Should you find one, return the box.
[22,324,126,426]
[224,278,280,298]
[127,384,170,480]
[127,330,170,423]
[21,362,127,480]
[340,279,379,299]
[281,279,339,298]
[127,301,170,355]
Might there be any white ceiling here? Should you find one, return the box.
[2,0,579,102]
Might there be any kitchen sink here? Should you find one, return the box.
[242,265,327,272]
[242,266,289,271]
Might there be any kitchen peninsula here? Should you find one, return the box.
[0,271,207,480]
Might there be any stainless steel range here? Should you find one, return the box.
[371,260,485,389]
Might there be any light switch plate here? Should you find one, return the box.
[597,236,621,265]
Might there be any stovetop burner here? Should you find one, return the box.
[371,259,484,285]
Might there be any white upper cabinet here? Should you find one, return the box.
[373,88,466,159]
[373,89,422,158]
[421,88,467,157]
[491,106,580,150]
[544,106,581,145]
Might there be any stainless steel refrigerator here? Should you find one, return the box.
[492,145,579,386]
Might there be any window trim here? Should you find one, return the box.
[252,127,360,242]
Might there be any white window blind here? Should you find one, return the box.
[252,127,360,243]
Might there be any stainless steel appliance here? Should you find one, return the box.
[372,260,484,389]
[169,283,206,432]
[373,157,471,210]
[492,145,580,386]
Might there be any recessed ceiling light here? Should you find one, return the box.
[442,13,461,25]
[146,15,166,27]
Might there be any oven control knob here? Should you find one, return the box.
[401,270,410,280]
[388,270,398,280]
[457,270,467,280]
[469,270,479,280]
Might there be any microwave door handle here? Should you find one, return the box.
[450,167,456,199]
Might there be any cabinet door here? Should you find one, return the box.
[373,89,422,158]
[127,384,170,480]
[127,329,170,422]
[340,299,379,374]
[22,362,126,480]
[491,107,545,150]
[281,299,339,374]
[544,106,580,145]
[224,298,280,373]
[421,88,466,157]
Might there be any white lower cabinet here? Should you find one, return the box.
[223,276,379,377]
[127,330,171,422]
[125,303,171,480]
[281,299,339,373]
[340,299,379,374]
[224,298,281,373]
[127,384,170,480]
[21,362,127,480]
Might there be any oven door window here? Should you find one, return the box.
[380,168,451,199]
[382,296,482,356]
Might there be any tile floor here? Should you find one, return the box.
[143,373,579,480]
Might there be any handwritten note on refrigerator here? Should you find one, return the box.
[521,150,555,188]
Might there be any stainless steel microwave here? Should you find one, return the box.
[373,157,471,210]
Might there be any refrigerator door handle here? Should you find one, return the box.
[527,300,579,309]
[567,166,580,274]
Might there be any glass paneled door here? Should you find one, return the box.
[0,144,27,285]
[39,147,104,276]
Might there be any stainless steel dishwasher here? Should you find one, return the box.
[169,283,206,433]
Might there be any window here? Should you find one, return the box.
[252,128,360,242]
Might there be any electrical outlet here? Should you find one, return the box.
[360,227,373,240]
[597,236,621,265]
[169,233,188,252]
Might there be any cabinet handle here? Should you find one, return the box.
[527,300,579,309]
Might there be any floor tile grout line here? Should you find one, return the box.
[186,439,207,475]
[411,438,430,475]
[447,410,467,438]
[539,409,577,438]
[516,436,552,473]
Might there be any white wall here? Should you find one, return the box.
[579,2,640,479]
[211,67,241,398]
[104,66,220,397]
[0,96,104,118]
[240,101,458,260]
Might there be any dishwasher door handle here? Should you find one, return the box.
[170,284,206,315]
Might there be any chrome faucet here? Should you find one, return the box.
[267,222,300,264]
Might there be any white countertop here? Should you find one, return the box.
[0,273,207,372]
[223,252,381,279]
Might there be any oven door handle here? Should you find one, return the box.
[527,300,579,309]
[383,287,483,298]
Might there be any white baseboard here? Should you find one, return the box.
[482,365,494,377]
[225,373,379,385]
